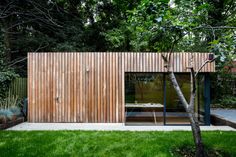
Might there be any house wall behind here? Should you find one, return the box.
[28,52,215,123]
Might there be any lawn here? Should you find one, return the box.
[0,131,236,157]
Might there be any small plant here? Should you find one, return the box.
[0,95,21,122]
[0,95,19,110]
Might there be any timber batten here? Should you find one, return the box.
[28,52,215,123]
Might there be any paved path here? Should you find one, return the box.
[211,109,236,123]
[7,123,236,131]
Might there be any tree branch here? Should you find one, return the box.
[189,67,196,112]
[192,25,236,30]
[8,57,27,67]
[7,42,49,67]
[195,57,217,77]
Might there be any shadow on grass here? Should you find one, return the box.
[172,144,230,157]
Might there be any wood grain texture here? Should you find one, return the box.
[28,52,215,122]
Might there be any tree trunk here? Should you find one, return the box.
[189,112,205,157]
[168,72,205,157]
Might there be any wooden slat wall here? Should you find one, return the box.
[28,52,215,123]
[124,52,215,72]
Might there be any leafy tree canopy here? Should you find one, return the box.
[0,0,235,99]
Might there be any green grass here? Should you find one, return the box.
[0,131,236,157]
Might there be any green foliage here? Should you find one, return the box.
[209,31,236,104]
[219,96,236,108]
[109,0,235,105]
[102,0,235,55]
[1,0,235,59]
[212,95,236,109]
[123,0,215,51]
[211,67,236,104]
[0,70,19,99]
[0,33,19,99]
[209,32,236,65]
[102,28,126,50]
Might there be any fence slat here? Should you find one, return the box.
[9,78,27,99]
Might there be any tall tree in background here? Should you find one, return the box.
[0,0,136,75]
[0,0,63,75]
[0,0,235,74]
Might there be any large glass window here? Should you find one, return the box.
[125,73,207,125]
[197,75,205,124]
[165,74,191,124]
[165,74,206,125]
[125,73,164,125]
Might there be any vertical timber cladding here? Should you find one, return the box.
[28,52,215,123]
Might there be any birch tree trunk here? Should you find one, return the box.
[168,71,205,157]
[162,53,211,157]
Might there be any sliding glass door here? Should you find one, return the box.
[125,72,209,125]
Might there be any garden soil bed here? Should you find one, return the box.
[0,117,25,130]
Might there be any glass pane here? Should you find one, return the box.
[165,74,191,124]
[125,73,164,125]
[197,75,205,124]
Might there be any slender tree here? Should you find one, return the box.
[161,45,215,157]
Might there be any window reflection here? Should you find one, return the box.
[125,73,206,125]
[125,73,164,125]
[165,75,190,124]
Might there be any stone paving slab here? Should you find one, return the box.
[211,109,236,123]
[6,122,236,131]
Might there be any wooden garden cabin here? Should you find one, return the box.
[28,52,215,125]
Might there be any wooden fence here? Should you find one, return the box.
[9,77,27,99]
[28,52,215,123]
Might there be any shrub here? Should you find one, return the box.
[0,70,19,99]
[9,106,22,117]
[219,96,236,108]
[0,95,21,122]
[0,95,19,109]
